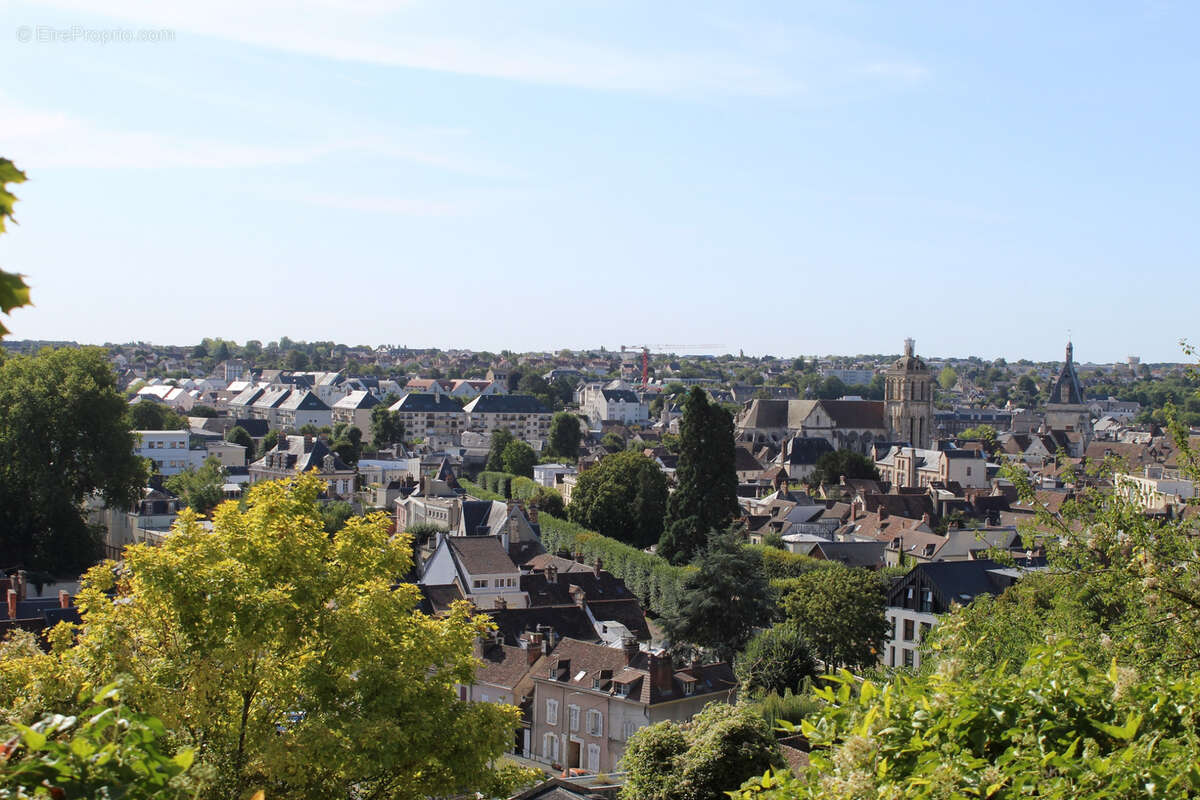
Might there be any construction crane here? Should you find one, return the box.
[619,344,724,389]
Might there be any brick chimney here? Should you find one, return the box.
[879,507,890,521]
[647,651,674,695]
[921,512,931,526]
[6,589,17,620]
[494,596,508,610]
[528,506,539,524]
[522,631,544,664]
[546,565,558,584]
[621,635,640,665]
[58,590,71,609]
[570,584,586,608]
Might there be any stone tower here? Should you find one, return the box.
[1044,341,1092,450]
[885,338,934,449]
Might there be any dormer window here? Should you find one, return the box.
[592,677,601,689]
[682,680,696,696]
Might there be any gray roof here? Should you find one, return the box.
[448,536,518,575]
[463,394,550,414]
[278,389,330,412]
[390,393,464,413]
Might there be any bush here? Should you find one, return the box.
[736,623,817,697]
[748,688,821,730]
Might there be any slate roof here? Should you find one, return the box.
[278,389,330,412]
[1047,342,1084,406]
[332,390,380,410]
[447,536,518,575]
[232,418,269,437]
[809,540,886,568]
[389,393,464,413]
[476,641,537,690]
[488,606,599,646]
[419,583,465,614]
[820,400,887,430]
[887,559,1009,610]
[601,388,640,403]
[460,500,498,536]
[463,394,551,414]
[786,436,835,465]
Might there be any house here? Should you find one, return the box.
[421,535,529,608]
[389,393,466,445]
[1115,466,1196,512]
[780,436,835,482]
[331,390,381,440]
[464,394,553,447]
[248,434,356,498]
[134,430,206,477]
[884,559,1034,669]
[275,390,332,431]
[528,638,735,773]
[579,383,649,428]
[533,463,576,488]
[87,486,185,553]
[874,445,988,490]
[448,379,501,400]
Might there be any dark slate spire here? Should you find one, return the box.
[1048,341,1083,405]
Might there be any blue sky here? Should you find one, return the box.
[0,0,1196,362]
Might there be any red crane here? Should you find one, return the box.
[619,344,724,389]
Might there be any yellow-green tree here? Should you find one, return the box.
[1,473,525,800]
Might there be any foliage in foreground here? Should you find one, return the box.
[734,642,1200,800]
[0,685,200,799]
[621,703,781,800]
[0,474,524,800]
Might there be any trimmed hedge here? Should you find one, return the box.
[476,471,514,498]
[458,478,506,501]
[746,544,831,581]
[538,514,694,618]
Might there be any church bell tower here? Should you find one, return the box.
[885,338,934,449]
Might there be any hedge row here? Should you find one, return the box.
[538,513,694,618]
[745,544,831,581]
[475,471,515,498]
[457,478,506,501]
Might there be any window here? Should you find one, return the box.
[903,649,915,668]
[586,709,603,737]
[568,704,580,732]
[480,693,489,703]
[682,681,695,696]
[919,622,932,642]
[919,589,933,613]
[543,733,559,762]
[586,743,600,772]
[545,699,559,726]
[473,579,488,589]
[903,619,915,641]
[622,720,639,740]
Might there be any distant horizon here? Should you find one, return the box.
[3,335,1186,367]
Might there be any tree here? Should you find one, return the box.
[781,564,888,671]
[225,425,255,452]
[621,703,781,800]
[663,533,773,661]
[937,365,958,390]
[807,449,880,487]
[813,375,846,400]
[0,474,525,800]
[257,429,280,458]
[189,404,218,418]
[547,411,582,459]
[735,624,816,698]
[958,423,998,453]
[164,456,226,515]
[0,347,147,572]
[659,388,738,565]
[486,428,514,471]
[331,426,362,466]
[0,158,32,338]
[285,349,309,371]
[601,432,625,453]
[320,499,354,533]
[370,404,404,446]
[567,450,668,547]
[501,439,536,478]
[128,400,188,431]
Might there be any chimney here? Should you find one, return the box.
[879,506,889,520]
[304,433,313,448]
[537,624,554,655]
[593,556,603,576]
[921,512,931,526]
[522,631,544,664]
[647,651,674,695]
[6,589,17,621]
[570,585,586,608]
[528,506,539,524]
[621,635,640,665]
[546,565,558,584]
[494,596,507,610]
[850,505,858,522]
[58,590,70,609]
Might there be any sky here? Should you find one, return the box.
[0,0,1196,363]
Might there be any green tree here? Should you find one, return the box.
[0,158,31,338]
[735,624,816,698]
[164,456,226,515]
[659,388,738,565]
[663,533,773,661]
[500,439,536,478]
[285,349,309,371]
[781,564,888,671]
[621,703,781,800]
[128,400,188,431]
[331,426,362,466]
[257,429,280,458]
[547,411,582,459]
[937,365,958,390]
[225,425,255,452]
[0,347,147,572]
[486,428,515,471]
[370,404,404,446]
[320,499,354,533]
[0,474,525,800]
[567,450,668,548]
[813,375,847,400]
[601,432,625,453]
[189,404,218,418]
[806,449,880,488]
